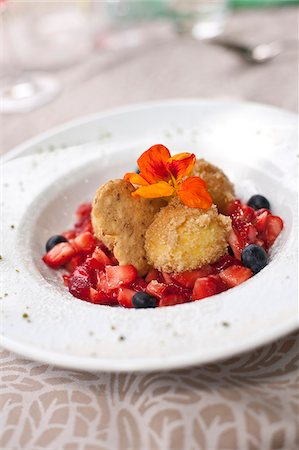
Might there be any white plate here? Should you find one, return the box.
[1,99,298,372]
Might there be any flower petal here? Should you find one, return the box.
[137,144,171,184]
[167,153,196,181]
[124,172,149,186]
[132,181,174,199]
[178,176,212,209]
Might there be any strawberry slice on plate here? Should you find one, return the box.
[105,265,138,290]
[92,247,114,266]
[117,287,136,308]
[71,232,96,253]
[146,280,168,299]
[69,275,91,300]
[146,281,191,301]
[219,265,252,288]
[164,265,214,289]
[89,288,118,306]
[65,254,85,273]
[254,209,271,234]
[96,271,118,302]
[159,294,190,307]
[264,215,283,248]
[192,275,227,301]
[76,203,92,220]
[43,242,76,268]
[212,255,241,272]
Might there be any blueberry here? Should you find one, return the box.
[132,292,157,308]
[241,244,268,274]
[135,168,140,174]
[247,195,270,211]
[45,235,68,252]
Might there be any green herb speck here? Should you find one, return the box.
[222,321,230,327]
[119,335,126,341]
[22,313,29,319]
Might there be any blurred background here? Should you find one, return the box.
[0,0,298,152]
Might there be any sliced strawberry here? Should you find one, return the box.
[229,220,257,259]
[228,229,243,260]
[131,277,147,292]
[92,247,114,266]
[146,280,168,299]
[84,255,104,271]
[255,210,270,234]
[69,275,91,300]
[167,265,215,289]
[146,281,191,301]
[117,287,136,308]
[65,254,85,273]
[219,265,252,288]
[62,230,76,240]
[96,271,111,294]
[212,255,241,272]
[264,215,283,248]
[43,242,76,268]
[226,199,242,216]
[233,218,256,245]
[75,218,93,234]
[89,288,118,306]
[247,223,257,243]
[72,263,92,279]
[255,208,271,217]
[145,269,163,283]
[68,262,98,300]
[76,203,92,220]
[105,265,138,290]
[71,232,96,253]
[240,205,256,223]
[159,294,189,307]
[192,275,227,301]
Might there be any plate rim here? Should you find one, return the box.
[2,98,297,163]
[1,315,298,373]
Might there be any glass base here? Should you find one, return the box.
[0,72,60,114]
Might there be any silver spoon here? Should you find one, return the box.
[213,39,281,64]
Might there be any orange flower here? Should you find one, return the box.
[124,144,212,209]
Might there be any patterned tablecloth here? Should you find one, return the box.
[1,6,298,450]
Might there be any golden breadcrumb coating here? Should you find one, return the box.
[145,198,232,273]
[91,179,165,276]
[192,159,235,214]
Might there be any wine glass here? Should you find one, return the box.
[0,0,60,114]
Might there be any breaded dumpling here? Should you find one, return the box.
[145,198,231,273]
[192,159,235,214]
[92,179,165,276]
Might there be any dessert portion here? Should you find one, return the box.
[42,144,284,308]
[92,179,165,276]
[145,198,231,273]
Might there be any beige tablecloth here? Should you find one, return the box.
[1,6,298,450]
